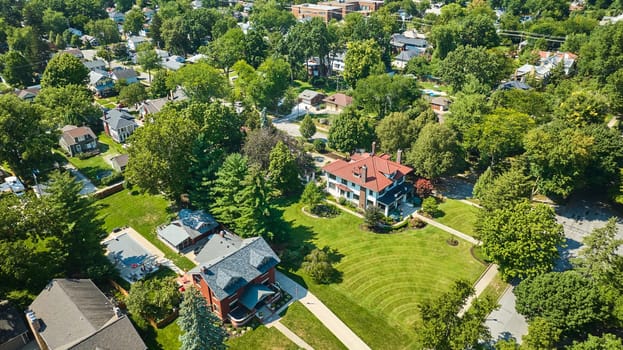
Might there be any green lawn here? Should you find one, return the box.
[96,189,196,271]
[227,326,299,350]
[481,272,508,303]
[435,199,480,238]
[280,202,486,349]
[133,318,182,350]
[280,301,347,350]
[419,81,451,94]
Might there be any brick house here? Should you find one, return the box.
[188,236,281,327]
[322,144,413,216]
[291,3,342,22]
[59,125,98,157]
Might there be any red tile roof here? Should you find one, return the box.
[322,93,353,107]
[323,153,413,193]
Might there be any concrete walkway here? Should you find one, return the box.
[413,212,482,245]
[266,319,314,350]
[276,271,372,350]
[458,264,499,316]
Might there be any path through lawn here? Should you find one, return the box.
[281,202,486,349]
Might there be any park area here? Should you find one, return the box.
[279,201,487,349]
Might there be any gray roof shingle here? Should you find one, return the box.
[68,316,146,350]
[103,109,137,130]
[0,300,28,344]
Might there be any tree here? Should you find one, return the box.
[421,197,439,217]
[0,94,56,179]
[244,30,268,69]
[375,112,420,154]
[343,39,384,87]
[36,85,101,129]
[243,127,312,174]
[85,19,120,45]
[578,22,623,83]
[522,317,562,350]
[353,74,420,118]
[169,62,228,102]
[417,279,497,349]
[606,68,623,115]
[41,53,89,88]
[1,51,33,88]
[148,13,163,48]
[95,47,113,70]
[439,45,510,92]
[364,206,384,230]
[268,141,300,195]
[178,288,226,350]
[136,44,161,83]
[559,90,609,127]
[472,167,494,200]
[474,108,534,165]
[118,83,147,108]
[123,8,145,36]
[125,108,200,196]
[460,14,499,48]
[299,114,316,140]
[568,334,623,350]
[301,182,325,209]
[328,109,375,153]
[8,26,50,72]
[479,201,564,280]
[234,165,276,239]
[149,70,170,98]
[210,153,249,227]
[406,123,464,180]
[160,17,192,55]
[205,27,245,79]
[575,218,623,283]
[302,247,339,284]
[515,271,606,334]
[415,178,434,198]
[477,167,532,211]
[249,0,295,34]
[126,277,181,327]
[247,57,291,111]
[42,9,67,35]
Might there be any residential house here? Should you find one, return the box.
[600,13,623,25]
[14,86,41,102]
[187,54,208,64]
[161,57,184,71]
[323,93,353,113]
[110,68,139,84]
[188,236,281,326]
[59,125,99,157]
[431,96,451,112]
[291,4,343,22]
[329,51,346,74]
[142,7,155,21]
[322,145,413,216]
[127,36,150,51]
[157,209,219,252]
[390,34,427,54]
[107,8,125,24]
[138,87,187,119]
[102,109,138,143]
[88,70,115,97]
[392,50,419,70]
[80,35,99,47]
[61,48,84,59]
[298,90,325,106]
[83,60,107,72]
[26,279,146,350]
[515,51,577,81]
[0,177,25,196]
[110,154,129,172]
[0,300,30,350]
[497,80,531,91]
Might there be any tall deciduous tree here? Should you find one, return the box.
[353,74,419,118]
[575,218,623,283]
[205,27,245,79]
[1,50,33,88]
[247,57,291,111]
[439,45,510,92]
[375,112,420,154]
[474,108,534,165]
[123,8,145,36]
[37,84,101,129]
[406,123,464,180]
[328,109,375,153]
[41,53,89,88]
[168,62,228,102]
[85,19,121,45]
[568,334,623,349]
[268,141,301,195]
[299,114,316,140]
[178,288,226,350]
[522,317,561,350]
[479,201,564,280]
[118,83,147,108]
[343,39,384,87]
[137,44,161,83]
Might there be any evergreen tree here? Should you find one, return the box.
[299,114,317,140]
[210,153,248,226]
[234,165,276,239]
[301,182,325,209]
[268,141,301,195]
[178,288,226,350]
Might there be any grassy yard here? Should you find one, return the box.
[280,301,347,350]
[95,96,119,109]
[435,199,480,238]
[227,326,299,350]
[96,189,196,271]
[419,81,451,94]
[280,201,486,349]
[481,272,508,303]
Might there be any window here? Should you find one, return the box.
[329,182,336,189]
[341,179,347,185]
[368,189,374,196]
[353,194,359,200]
[229,299,238,307]
[329,174,336,180]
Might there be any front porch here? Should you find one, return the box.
[377,183,412,217]
[228,283,282,327]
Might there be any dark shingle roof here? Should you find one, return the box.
[191,237,280,300]
[68,316,146,350]
[103,109,136,130]
[111,69,138,80]
[0,300,28,344]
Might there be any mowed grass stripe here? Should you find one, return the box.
[282,202,485,349]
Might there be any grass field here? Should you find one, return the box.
[59,134,127,184]
[435,199,480,237]
[281,201,485,349]
[227,326,298,350]
[280,301,347,350]
[96,189,196,271]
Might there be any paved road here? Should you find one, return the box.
[276,271,372,350]
[273,117,328,141]
[485,287,528,343]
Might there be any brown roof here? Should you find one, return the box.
[110,154,129,168]
[323,152,413,193]
[323,93,353,107]
[61,126,97,146]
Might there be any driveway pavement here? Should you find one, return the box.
[485,286,528,343]
[64,164,97,195]
[273,117,328,141]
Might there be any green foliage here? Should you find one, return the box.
[313,139,326,153]
[243,127,312,174]
[123,8,145,35]
[136,45,161,83]
[37,84,101,131]
[363,206,385,230]
[301,182,325,210]
[477,167,532,211]
[234,165,277,239]
[178,288,226,350]
[149,70,171,98]
[558,90,609,127]
[417,279,496,349]
[421,197,439,217]
[205,27,245,77]
[41,53,89,88]
[574,218,623,284]
[85,19,121,45]
[127,276,182,327]
[118,83,147,107]
[522,317,561,350]
[568,334,623,349]
[353,74,420,118]
[248,57,291,111]
[578,22,623,83]
[1,50,33,88]
[479,201,564,280]
[168,62,228,102]
[210,153,248,227]
[606,68,623,115]
[299,114,317,140]
[414,178,434,198]
[302,247,340,284]
[472,167,494,200]
[446,91,490,150]
[473,108,535,165]
[439,45,510,92]
[0,94,56,179]
[268,141,301,195]
[515,271,607,334]
[406,123,464,180]
[343,39,384,87]
[328,109,375,153]
[490,89,554,125]
[249,0,295,34]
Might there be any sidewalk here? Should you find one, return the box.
[413,212,481,245]
[276,271,371,350]
[458,264,499,316]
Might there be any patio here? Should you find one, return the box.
[103,231,162,283]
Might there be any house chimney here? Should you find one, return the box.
[361,165,367,184]
[396,149,403,164]
[371,141,376,155]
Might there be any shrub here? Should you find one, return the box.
[313,139,326,153]
[302,247,339,284]
[421,197,439,217]
[100,171,124,186]
[301,182,325,208]
[415,178,434,198]
[310,204,340,218]
[338,197,347,205]
[409,217,426,228]
[364,206,384,230]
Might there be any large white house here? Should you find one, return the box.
[322,145,413,216]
